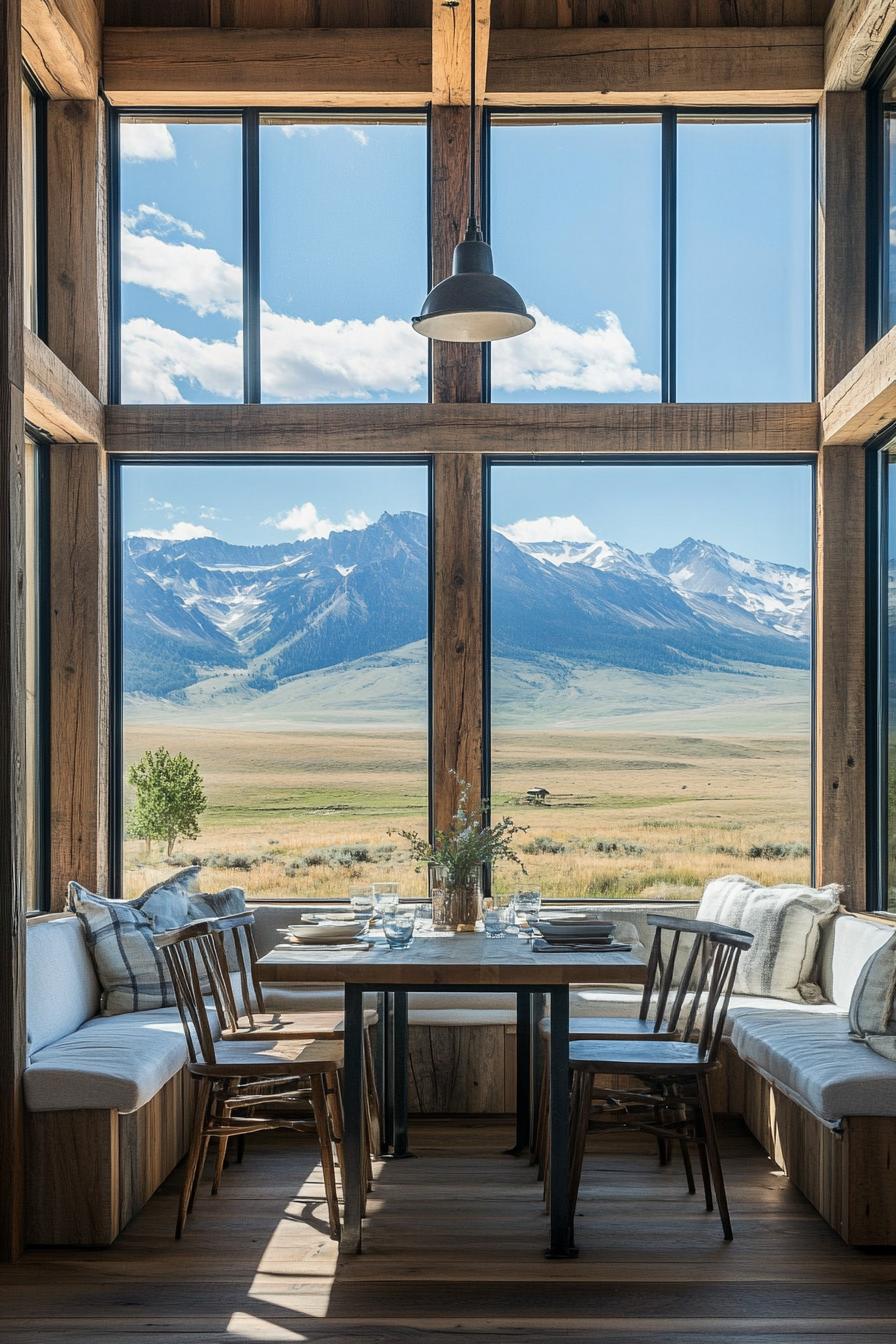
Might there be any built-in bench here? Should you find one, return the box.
[24,902,896,1246]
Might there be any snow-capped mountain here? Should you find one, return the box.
[123,512,810,699]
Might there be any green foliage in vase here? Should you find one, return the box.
[391,774,527,891]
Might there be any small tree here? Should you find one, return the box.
[127,747,207,858]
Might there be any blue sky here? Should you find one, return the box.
[122,460,812,568]
[118,113,812,406]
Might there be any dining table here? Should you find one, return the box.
[257,928,647,1257]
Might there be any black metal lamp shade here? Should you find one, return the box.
[412,235,535,344]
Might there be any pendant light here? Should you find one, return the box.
[412,0,535,343]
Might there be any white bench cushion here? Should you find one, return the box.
[24,1008,192,1114]
[27,915,100,1058]
[818,915,895,1010]
[731,1009,896,1124]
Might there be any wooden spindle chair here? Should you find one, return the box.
[565,924,753,1241]
[533,914,718,1174]
[155,920,345,1240]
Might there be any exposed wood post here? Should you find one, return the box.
[0,0,27,1265]
[431,453,484,831]
[46,98,108,400]
[817,91,867,398]
[815,443,866,910]
[429,104,484,405]
[48,443,109,909]
[825,0,896,90]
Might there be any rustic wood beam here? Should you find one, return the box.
[24,329,105,445]
[817,91,866,397]
[825,0,896,90]
[21,0,101,100]
[1,0,26,1266]
[103,25,824,107]
[105,402,820,457]
[430,105,484,404]
[48,442,109,911]
[821,325,896,444]
[432,453,484,830]
[432,0,490,105]
[46,99,108,401]
[815,444,866,910]
[485,27,824,105]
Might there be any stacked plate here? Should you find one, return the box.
[531,914,616,946]
[280,918,370,945]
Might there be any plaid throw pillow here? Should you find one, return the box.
[67,882,178,1016]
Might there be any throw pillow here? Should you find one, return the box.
[697,874,842,1003]
[188,888,248,969]
[67,882,178,1015]
[849,931,896,1061]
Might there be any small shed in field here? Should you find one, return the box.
[525,787,550,805]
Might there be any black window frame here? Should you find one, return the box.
[108,107,432,407]
[23,427,51,914]
[483,452,818,904]
[483,107,818,406]
[866,430,896,913]
[107,454,435,901]
[22,63,48,342]
[867,34,896,346]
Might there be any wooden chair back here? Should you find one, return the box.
[154,920,233,1065]
[206,912,266,1025]
[679,924,753,1063]
[640,914,751,1048]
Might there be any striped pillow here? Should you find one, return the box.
[697,875,842,1003]
[67,883,178,1016]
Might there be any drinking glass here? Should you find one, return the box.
[483,904,511,939]
[512,889,542,934]
[349,884,374,918]
[382,908,416,949]
[373,882,400,917]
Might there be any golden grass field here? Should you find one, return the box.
[122,724,811,903]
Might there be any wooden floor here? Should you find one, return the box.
[3,1119,896,1342]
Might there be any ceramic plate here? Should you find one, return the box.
[284,918,369,944]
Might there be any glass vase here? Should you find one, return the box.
[429,865,483,933]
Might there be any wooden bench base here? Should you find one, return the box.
[26,1069,193,1246]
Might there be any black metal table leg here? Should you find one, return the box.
[377,991,391,1155]
[508,991,532,1155]
[546,987,577,1258]
[341,984,365,1254]
[392,989,412,1158]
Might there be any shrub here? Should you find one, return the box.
[523,836,566,855]
[747,842,810,861]
[202,852,258,872]
[586,839,646,857]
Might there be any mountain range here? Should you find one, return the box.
[123,511,810,702]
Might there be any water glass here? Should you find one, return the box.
[483,904,511,939]
[373,882,400,917]
[349,884,374,918]
[512,889,542,933]
[382,908,416,949]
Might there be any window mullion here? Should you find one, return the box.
[242,109,261,404]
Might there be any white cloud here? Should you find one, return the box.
[129,522,215,541]
[133,204,204,240]
[121,319,243,403]
[260,310,426,401]
[278,123,369,146]
[495,515,598,545]
[490,308,661,396]
[263,502,372,540]
[120,122,176,163]
[121,218,242,319]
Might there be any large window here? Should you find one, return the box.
[872,437,896,911]
[488,460,814,902]
[871,43,896,339]
[21,70,46,336]
[116,462,430,900]
[23,435,48,911]
[487,112,813,403]
[115,113,428,405]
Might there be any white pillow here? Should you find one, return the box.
[697,875,842,1003]
[849,931,896,1061]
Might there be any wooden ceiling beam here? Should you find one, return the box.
[21,0,101,100]
[824,0,896,90]
[24,329,104,444]
[432,0,490,105]
[103,25,824,107]
[821,324,896,443]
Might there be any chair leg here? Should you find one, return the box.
[364,1029,382,1157]
[568,1070,592,1222]
[697,1074,732,1240]
[211,1135,229,1196]
[177,1078,212,1239]
[534,1047,549,1177]
[310,1074,341,1240]
[236,1135,246,1164]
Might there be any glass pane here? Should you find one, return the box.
[21,78,38,333]
[885,102,896,332]
[489,462,813,902]
[488,116,662,403]
[888,448,896,910]
[259,116,428,403]
[676,116,813,402]
[119,463,429,900]
[23,437,42,909]
[119,117,243,403]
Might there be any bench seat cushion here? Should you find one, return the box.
[731,1009,896,1124]
[24,1009,192,1114]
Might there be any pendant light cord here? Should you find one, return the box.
[467,0,480,241]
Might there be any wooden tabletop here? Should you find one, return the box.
[257,931,647,987]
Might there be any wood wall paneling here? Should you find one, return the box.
[431,453,484,830]
[824,0,896,89]
[46,98,108,402]
[48,443,108,910]
[817,91,867,397]
[1,0,26,1267]
[20,0,101,100]
[815,444,866,909]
